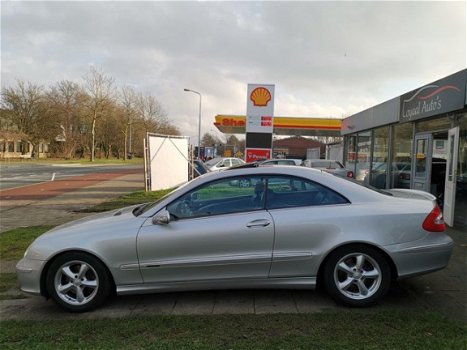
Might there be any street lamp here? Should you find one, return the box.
[183,88,202,159]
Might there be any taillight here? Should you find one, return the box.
[346,171,354,178]
[422,205,446,232]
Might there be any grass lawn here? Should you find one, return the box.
[0,226,54,261]
[77,188,174,212]
[1,312,465,349]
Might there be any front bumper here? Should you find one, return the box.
[16,257,47,296]
[386,234,454,279]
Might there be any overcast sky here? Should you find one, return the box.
[2,1,466,141]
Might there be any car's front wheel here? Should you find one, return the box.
[323,245,391,307]
[46,252,112,312]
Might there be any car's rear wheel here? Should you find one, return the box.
[323,245,391,307]
[46,252,111,312]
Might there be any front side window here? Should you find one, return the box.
[167,176,266,219]
[265,176,349,209]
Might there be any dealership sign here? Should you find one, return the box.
[245,84,275,162]
[400,70,466,123]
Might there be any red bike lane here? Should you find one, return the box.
[0,168,142,201]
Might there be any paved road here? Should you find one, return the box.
[0,167,145,232]
[0,162,143,190]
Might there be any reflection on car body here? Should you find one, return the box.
[17,166,453,312]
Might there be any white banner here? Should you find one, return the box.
[147,134,189,190]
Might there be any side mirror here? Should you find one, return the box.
[152,209,171,225]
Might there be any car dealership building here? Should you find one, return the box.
[341,69,466,228]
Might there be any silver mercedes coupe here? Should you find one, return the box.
[16,166,453,312]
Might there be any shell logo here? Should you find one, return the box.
[250,87,272,107]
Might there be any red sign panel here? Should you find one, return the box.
[246,148,271,163]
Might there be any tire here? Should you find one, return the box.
[46,252,112,313]
[323,245,391,307]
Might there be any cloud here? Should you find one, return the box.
[2,1,465,138]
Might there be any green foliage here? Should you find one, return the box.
[0,226,53,261]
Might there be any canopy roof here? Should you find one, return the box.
[214,115,342,137]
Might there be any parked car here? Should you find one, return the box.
[261,158,302,166]
[363,162,411,189]
[302,159,354,179]
[204,157,245,171]
[190,159,210,179]
[17,166,452,312]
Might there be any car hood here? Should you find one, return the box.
[384,189,437,202]
[25,204,146,261]
[46,204,141,233]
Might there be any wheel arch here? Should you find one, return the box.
[316,242,398,289]
[40,249,116,299]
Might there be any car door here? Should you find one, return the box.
[137,176,274,283]
[264,175,350,278]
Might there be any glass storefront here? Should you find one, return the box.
[367,127,389,188]
[455,114,467,227]
[415,116,452,133]
[356,131,371,182]
[391,123,412,188]
[345,134,356,178]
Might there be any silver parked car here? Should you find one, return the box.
[204,157,245,171]
[17,166,453,312]
[302,159,354,179]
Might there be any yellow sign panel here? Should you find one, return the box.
[214,115,342,137]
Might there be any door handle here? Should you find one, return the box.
[246,219,271,228]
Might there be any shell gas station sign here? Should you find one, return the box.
[246,84,275,162]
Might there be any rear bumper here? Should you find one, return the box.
[385,234,454,279]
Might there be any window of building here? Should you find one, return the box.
[345,134,357,175]
[391,123,413,189]
[356,131,371,182]
[455,114,467,226]
[415,116,452,133]
[7,142,14,152]
[368,127,389,188]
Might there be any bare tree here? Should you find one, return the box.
[120,86,138,160]
[1,80,58,155]
[46,80,87,158]
[83,66,115,161]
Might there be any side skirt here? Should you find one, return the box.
[116,277,317,295]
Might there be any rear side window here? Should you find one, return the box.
[265,176,349,209]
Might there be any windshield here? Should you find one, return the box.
[205,158,222,167]
[133,181,192,216]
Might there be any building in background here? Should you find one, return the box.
[341,69,466,228]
